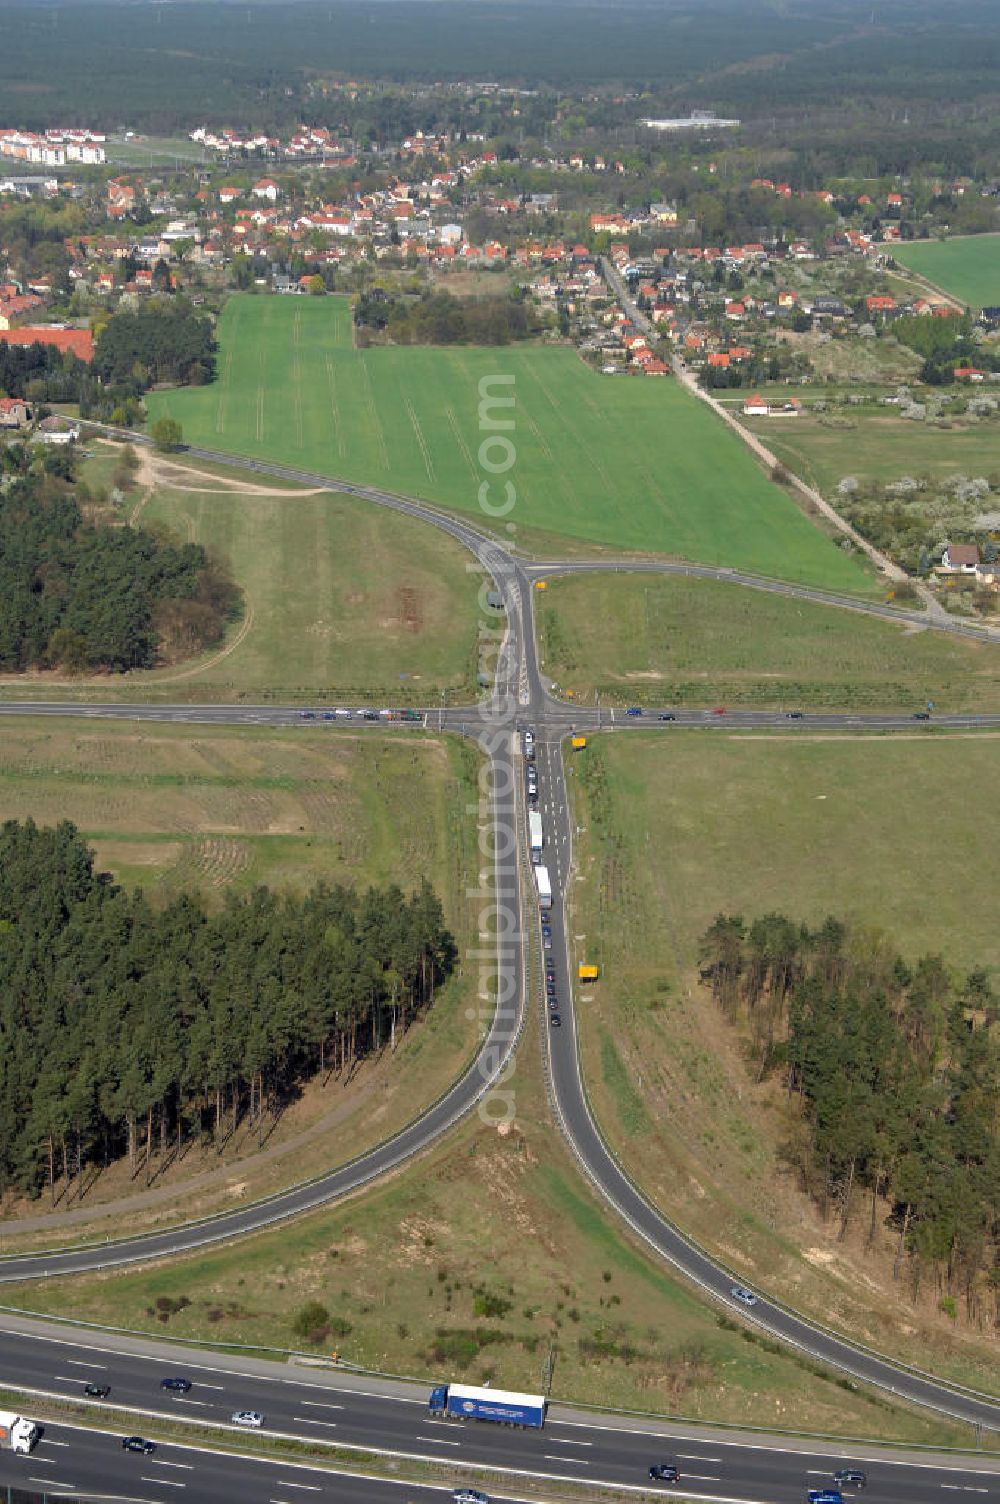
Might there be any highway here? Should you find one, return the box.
[1,1320,998,1504]
[0,428,997,1482]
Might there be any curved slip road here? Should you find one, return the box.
[0,437,996,1432]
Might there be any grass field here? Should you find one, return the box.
[1,1007,973,1446]
[139,478,481,701]
[538,573,1000,709]
[0,719,488,1242]
[891,235,1000,310]
[566,732,1000,1396]
[750,409,1000,497]
[6,450,482,705]
[147,296,875,592]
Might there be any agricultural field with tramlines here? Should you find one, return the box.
[148,295,876,592]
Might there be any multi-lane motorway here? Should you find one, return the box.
[2,1320,998,1504]
[0,438,998,1495]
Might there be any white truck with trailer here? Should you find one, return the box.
[528,810,543,863]
[535,864,552,909]
[0,1411,40,1454]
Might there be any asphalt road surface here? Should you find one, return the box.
[2,1323,999,1504]
[0,434,997,1437]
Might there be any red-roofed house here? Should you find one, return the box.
[743,393,769,415]
[0,326,93,361]
[0,396,30,427]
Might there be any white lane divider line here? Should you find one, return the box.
[276,1484,322,1492]
[300,1400,344,1410]
[151,1460,195,1470]
[547,1437,593,1447]
[415,1434,462,1446]
[545,1455,590,1465]
[679,1456,722,1463]
[292,1416,338,1427]
[142,1476,186,1488]
[39,1439,70,1447]
[30,1481,75,1491]
[65,1359,106,1368]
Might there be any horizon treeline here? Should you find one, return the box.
[699,913,1000,1327]
[0,820,457,1202]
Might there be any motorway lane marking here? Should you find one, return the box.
[30,1480,74,1490]
[547,1437,593,1446]
[65,1358,106,1368]
[416,1434,462,1445]
[172,1397,210,1406]
[301,1400,345,1410]
[293,1415,338,1427]
[55,1373,91,1382]
[683,1475,722,1482]
[150,1460,195,1469]
[276,1484,323,1491]
[545,1455,590,1465]
[195,1383,226,1391]
[39,1439,70,1446]
[680,1456,723,1463]
[940,1489,989,1494]
[142,1476,186,1487]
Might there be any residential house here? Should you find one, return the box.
[940,544,980,575]
[0,396,29,427]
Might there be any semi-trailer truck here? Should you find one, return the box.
[428,1383,546,1428]
[0,1412,40,1454]
[529,811,543,863]
[535,864,552,909]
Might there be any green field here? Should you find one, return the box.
[892,235,1000,310]
[140,477,480,700]
[147,296,875,592]
[567,732,1000,1395]
[539,572,1000,708]
[755,410,1000,496]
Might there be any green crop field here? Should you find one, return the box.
[566,732,1000,1397]
[892,235,1000,310]
[147,296,875,592]
[538,572,1000,709]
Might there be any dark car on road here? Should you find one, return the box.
[649,1464,680,1482]
[549,1012,562,1027]
[833,1471,867,1489]
[625,706,644,717]
[122,1436,156,1455]
[808,1491,844,1504]
[657,712,676,721]
[913,711,931,720]
[786,711,804,719]
[160,1377,192,1394]
[546,978,556,996]
[84,1383,110,1398]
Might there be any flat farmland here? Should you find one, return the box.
[753,409,1000,495]
[138,473,481,701]
[892,235,1000,310]
[147,296,875,592]
[567,732,1000,1395]
[538,572,1000,708]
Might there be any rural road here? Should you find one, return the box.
[0,434,997,1444]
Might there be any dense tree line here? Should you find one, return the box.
[0,473,239,672]
[0,820,456,1201]
[700,915,1000,1325]
[0,341,88,405]
[355,288,542,346]
[93,297,216,388]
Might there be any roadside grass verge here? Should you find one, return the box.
[0,723,482,1250]
[566,732,1000,1401]
[146,295,877,594]
[536,572,1000,709]
[0,1007,980,1446]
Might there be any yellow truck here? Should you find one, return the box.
[578,964,599,982]
[570,736,587,750]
